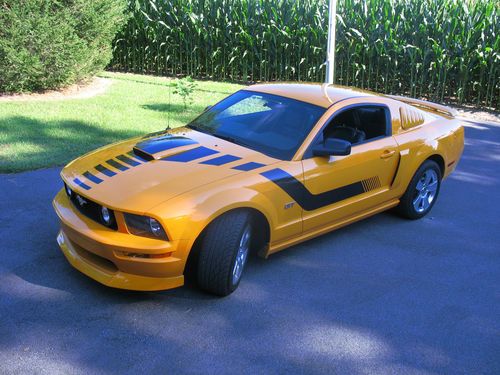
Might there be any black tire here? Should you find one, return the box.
[197,210,252,296]
[396,160,442,220]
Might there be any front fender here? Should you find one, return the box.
[149,182,279,263]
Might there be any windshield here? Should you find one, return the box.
[188,90,325,160]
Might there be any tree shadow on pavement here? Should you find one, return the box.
[0,116,142,173]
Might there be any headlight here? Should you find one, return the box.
[124,213,168,240]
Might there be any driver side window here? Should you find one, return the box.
[322,105,390,145]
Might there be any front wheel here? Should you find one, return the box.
[396,160,442,219]
[197,211,252,296]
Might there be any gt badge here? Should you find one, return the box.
[284,202,295,210]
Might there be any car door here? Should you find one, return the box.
[300,102,400,233]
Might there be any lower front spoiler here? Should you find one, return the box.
[57,230,184,291]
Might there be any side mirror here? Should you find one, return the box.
[204,105,212,112]
[312,138,351,157]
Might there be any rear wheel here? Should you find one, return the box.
[396,160,441,219]
[197,211,252,296]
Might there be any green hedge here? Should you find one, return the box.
[109,0,499,109]
[0,0,128,93]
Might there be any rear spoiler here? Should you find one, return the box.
[386,95,457,118]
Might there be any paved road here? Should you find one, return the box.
[1,120,499,375]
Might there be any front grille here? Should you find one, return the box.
[65,183,117,230]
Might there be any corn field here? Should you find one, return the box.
[109,0,499,109]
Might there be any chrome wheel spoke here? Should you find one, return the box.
[232,225,251,285]
[427,181,438,193]
[422,196,430,210]
[424,172,433,185]
[413,195,422,207]
[419,197,426,210]
[412,168,439,213]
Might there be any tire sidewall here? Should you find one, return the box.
[196,210,253,296]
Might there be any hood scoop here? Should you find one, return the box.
[133,135,199,160]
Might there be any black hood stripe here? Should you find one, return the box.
[106,159,129,171]
[73,178,91,190]
[95,164,117,177]
[200,154,242,166]
[83,171,103,184]
[117,154,141,167]
[232,162,266,171]
[162,146,219,162]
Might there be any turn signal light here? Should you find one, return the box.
[116,251,172,259]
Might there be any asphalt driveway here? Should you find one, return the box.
[0,119,499,375]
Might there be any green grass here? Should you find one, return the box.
[0,72,243,173]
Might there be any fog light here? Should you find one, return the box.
[65,184,72,197]
[101,206,111,225]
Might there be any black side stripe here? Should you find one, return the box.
[83,171,103,184]
[261,168,366,211]
[117,154,141,167]
[106,159,129,171]
[95,164,116,177]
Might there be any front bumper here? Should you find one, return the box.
[53,190,186,291]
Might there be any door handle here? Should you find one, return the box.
[380,150,396,159]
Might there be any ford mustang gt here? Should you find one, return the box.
[53,83,464,296]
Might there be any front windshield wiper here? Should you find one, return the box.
[187,122,248,147]
[187,122,211,133]
[188,123,250,148]
[210,133,251,148]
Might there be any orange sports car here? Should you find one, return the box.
[53,84,464,296]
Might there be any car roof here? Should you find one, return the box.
[245,83,381,108]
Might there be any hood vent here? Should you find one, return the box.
[133,135,198,160]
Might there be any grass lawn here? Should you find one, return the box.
[0,72,244,173]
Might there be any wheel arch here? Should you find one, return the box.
[183,206,271,276]
[426,154,445,177]
[392,147,447,197]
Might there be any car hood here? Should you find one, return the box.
[61,127,278,213]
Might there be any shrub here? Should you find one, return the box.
[0,0,128,93]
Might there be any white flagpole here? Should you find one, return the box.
[325,0,337,84]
